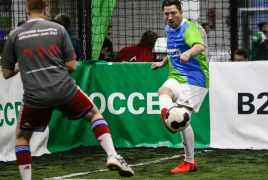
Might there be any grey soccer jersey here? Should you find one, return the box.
[1,19,77,108]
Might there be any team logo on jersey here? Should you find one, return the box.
[23,122,31,126]
[167,48,181,57]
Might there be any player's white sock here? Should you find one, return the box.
[98,133,118,156]
[159,95,174,122]
[18,164,31,180]
[91,118,118,156]
[180,125,195,164]
[159,94,174,110]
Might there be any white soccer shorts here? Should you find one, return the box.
[162,78,208,113]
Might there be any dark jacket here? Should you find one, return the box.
[257,39,268,60]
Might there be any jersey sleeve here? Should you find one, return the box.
[1,36,17,70]
[184,22,204,48]
[252,33,258,43]
[61,28,76,62]
[113,47,127,62]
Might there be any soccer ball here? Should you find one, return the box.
[165,106,191,133]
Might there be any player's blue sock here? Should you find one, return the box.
[91,118,117,156]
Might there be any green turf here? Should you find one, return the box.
[1,146,268,180]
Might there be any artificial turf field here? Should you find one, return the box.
[1,146,268,180]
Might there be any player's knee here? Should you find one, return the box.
[158,86,167,95]
[158,86,174,97]
[83,107,103,123]
[15,134,32,145]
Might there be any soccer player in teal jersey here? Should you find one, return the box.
[251,22,268,61]
[151,0,209,173]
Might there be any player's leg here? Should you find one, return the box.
[158,79,195,172]
[170,124,196,173]
[15,128,33,180]
[181,125,195,164]
[158,78,178,125]
[83,106,134,177]
[58,88,134,177]
[170,85,208,173]
[16,103,53,180]
[83,106,117,157]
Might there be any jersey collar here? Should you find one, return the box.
[27,18,45,23]
[170,18,187,31]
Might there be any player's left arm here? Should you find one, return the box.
[185,43,204,56]
[65,60,76,74]
[180,22,205,63]
[61,28,77,74]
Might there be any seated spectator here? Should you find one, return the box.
[105,25,114,61]
[50,19,62,25]
[113,30,158,62]
[99,37,113,61]
[0,28,4,39]
[54,13,82,60]
[201,23,210,35]
[18,20,26,27]
[234,48,248,61]
[106,25,113,38]
[256,39,268,60]
[0,40,6,64]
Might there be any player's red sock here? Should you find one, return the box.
[161,108,168,125]
[15,145,32,180]
[91,118,111,138]
[91,118,117,156]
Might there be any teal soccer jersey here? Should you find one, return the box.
[166,19,209,88]
[251,32,266,60]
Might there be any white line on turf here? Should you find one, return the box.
[43,150,212,180]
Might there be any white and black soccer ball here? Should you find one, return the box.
[165,106,191,133]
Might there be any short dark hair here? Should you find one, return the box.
[18,20,26,27]
[235,48,248,59]
[258,22,267,31]
[0,40,6,55]
[50,19,62,25]
[26,0,49,15]
[141,31,158,48]
[54,13,71,28]
[102,37,113,53]
[162,0,183,11]
[201,23,209,28]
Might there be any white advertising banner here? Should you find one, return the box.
[2,61,268,162]
[210,61,268,149]
[0,72,50,161]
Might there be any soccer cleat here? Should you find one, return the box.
[107,155,134,177]
[170,160,196,173]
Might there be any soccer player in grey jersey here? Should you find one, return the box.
[1,0,134,179]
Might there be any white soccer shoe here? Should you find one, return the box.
[107,155,134,177]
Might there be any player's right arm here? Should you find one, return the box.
[65,60,76,74]
[151,55,169,70]
[1,35,19,79]
[1,63,19,79]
